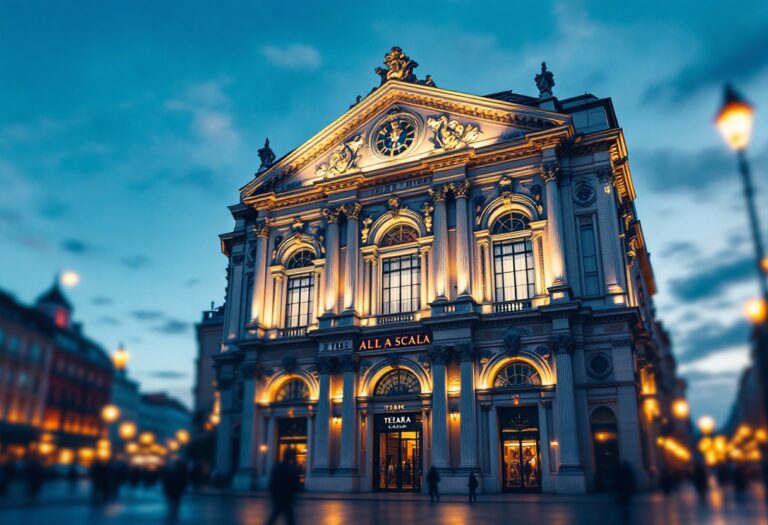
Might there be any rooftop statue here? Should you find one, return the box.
[375,46,435,87]
[257,138,276,172]
[535,62,555,98]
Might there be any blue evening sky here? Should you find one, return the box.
[1,0,767,423]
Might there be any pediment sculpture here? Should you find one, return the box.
[427,115,482,150]
[315,134,365,179]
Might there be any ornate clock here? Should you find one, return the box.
[373,116,418,157]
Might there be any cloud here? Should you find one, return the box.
[669,254,755,302]
[659,241,700,260]
[633,146,736,193]
[681,369,741,384]
[91,296,113,306]
[185,278,200,287]
[98,316,121,326]
[260,44,322,71]
[677,319,751,364]
[131,310,165,322]
[145,370,188,380]
[642,24,768,104]
[120,254,152,269]
[153,318,191,335]
[38,199,70,220]
[61,238,93,255]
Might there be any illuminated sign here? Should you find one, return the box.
[384,403,406,412]
[358,331,432,351]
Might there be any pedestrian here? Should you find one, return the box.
[467,471,478,503]
[265,449,302,525]
[162,460,189,519]
[614,462,635,521]
[427,465,440,503]
[692,462,709,503]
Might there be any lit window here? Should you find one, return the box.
[374,369,421,396]
[493,362,541,388]
[285,274,314,328]
[579,217,600,295]
[381,255,421,314]
[286,250,315,269]
[275,379,309,402]
[492,212,530,235]
[493,239,535,302]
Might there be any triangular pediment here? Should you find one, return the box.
[241,80,571,198]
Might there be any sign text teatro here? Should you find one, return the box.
[357,331,432,351]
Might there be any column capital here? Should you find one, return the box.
[339,354,359,373]
[363,253,378,265]
[451,179,471,198]
[539,161,560,183]
[252,218,273,238]
[322,207,343,223]
[596,166,616,185]
[456,343,477,362]
[550,334,574,355]
[316,355,336,375]
[427,345,450,365]
[341,201,362,221]
[428,184,450,203]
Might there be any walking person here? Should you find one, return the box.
[265,449,302,525]
[427,465,440,503]
[614,462,635,522]
[162,460,189,520]
[467,471,478,503]
[692,462,709,503]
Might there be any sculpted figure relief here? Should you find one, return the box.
[316,134,365,179]
[427,115,482,150]
[375,46,419,84]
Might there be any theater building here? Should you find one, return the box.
[212,48,686,493]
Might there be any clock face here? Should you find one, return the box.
[374,118,417,157]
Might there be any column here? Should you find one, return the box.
[362,255,374,315]
[458,344,479,469]
[429,185,450,300]
[213,378,235,476]
[368,255,379,317]
[272,273,286,329]
[249,220,271,324]
[596,167,626,295]
[314,357,333,470]
[540,162,568,289]
[322,208,341,314]
[313,266,323,324]
[235,366,259,489]
[453,181,472,297]
[419,246,430,309]
[428,346,449,468]
[338,355,358,470]
[343,203,361,312]
[552,335,585,492]
[225,251,245,340]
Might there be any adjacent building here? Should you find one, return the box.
[193,304,225,437]
[138,392,191,445]
[212,48,688,494]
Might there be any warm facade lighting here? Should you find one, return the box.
[762,257,768,274]
[101,404,121,423]
[549,440,558,447]
[450,409,460,421]
[139,432,155,445]
[698,415,716,435]
[119,421,137,441]
[672,399,690,419]
[259,444,268,453]
[715,85,754,151]
[744,298,767,323]
[168,440,180,451]
[126,442,139,454]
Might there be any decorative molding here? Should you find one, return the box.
[427,115,482,150]
[252,218,273,239]
[291,217,304,239]
[596,167,616,186]
[361,216,373,243]
[426,345,450,365]
[387,196,402,216]
[339,354,359,373]
[316,356,336,375]
[451,179,471,199]
[422,201,434,233]
[550,334,574,355]
[457,343,477,362]
[572,178,597,207]
[342,201,362,221]
[315,134,365,179]
[539,161,560,183]
[322,207,343,224]
[386,351,401,369]
[428,184,450,204]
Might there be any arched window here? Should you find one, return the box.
[492,212,530,235]
[590,406,617,428]
[493,362,542,388]
[274,379,309,402]
[491,212,535,304]
[286,250,315,269]
[381,225,419,247]
[374,369,421,396]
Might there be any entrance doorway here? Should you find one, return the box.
[277,418,307,484]
[591,406,619,492]
[498,406,541,492]
[373,413,422,492]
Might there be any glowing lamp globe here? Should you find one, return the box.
[139,432,155,446]
[60,271,81,288]
[101,404,121,423]
[672,399,690,420]
[715,85,754,151]
[112,344,130,371]
[176,429,190,444]
[698,415,716,436]
[119,421,137,441]
[744,298,767,324]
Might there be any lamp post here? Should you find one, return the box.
[715,84,768,428]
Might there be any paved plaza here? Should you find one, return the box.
[1,481,768,525]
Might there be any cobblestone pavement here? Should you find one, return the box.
[1,481,768,525]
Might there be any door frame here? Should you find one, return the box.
[372,413,423,492]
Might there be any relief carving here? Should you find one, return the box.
[315,134,365,179]
[427,115,482,150]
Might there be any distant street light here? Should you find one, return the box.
[112,343,130,371]
[119,421,137,441]
[101,404,121,424]
[698,415,716,436]
[139,432,155,446]
[672,399,690,420]
[714,84,768,431]
[60,270,81,288]
[175,429,190,445]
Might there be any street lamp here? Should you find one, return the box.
[119,421,137,441]
[175,429,190,445]
[112,343,130,372]
[672,399,690,420]
[715,83,768,432]
[698,415,716,436]
[101,404,121,424]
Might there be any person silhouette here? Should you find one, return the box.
[467,471,478,503]
[266,449,302,525]
[427,466,441,503]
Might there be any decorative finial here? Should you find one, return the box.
[374,46,434,87]
[535,61,555,99]
[257,138,276,173]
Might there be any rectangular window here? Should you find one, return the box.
[381,254,421,314]
[493,239,535,303]
[285,274,314,328]
[579,218,601,296]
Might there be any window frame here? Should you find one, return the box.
[375,224,422,317]
[576,214,602,297]
[492,362,542,389]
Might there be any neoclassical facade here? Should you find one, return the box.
[212,49,685,494]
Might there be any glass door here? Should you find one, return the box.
[375,429,422,491]
[501,437,541,491]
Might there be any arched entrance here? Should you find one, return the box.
[371,369,423,493]
[591,406,619,492]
